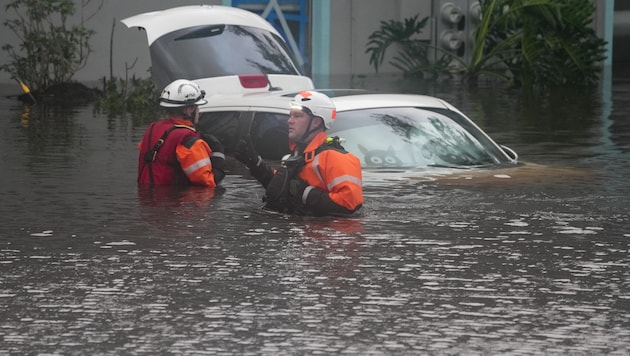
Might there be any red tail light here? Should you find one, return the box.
[238,74,269,89]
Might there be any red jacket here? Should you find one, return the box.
[138,118,218,186]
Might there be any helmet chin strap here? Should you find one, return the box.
[296,115,322,147]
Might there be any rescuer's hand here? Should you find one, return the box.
[201,133,224,155]
[234,138,262,168]
[288,178,309,206]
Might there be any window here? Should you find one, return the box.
[331,107,505,168]
[150,24,303,89]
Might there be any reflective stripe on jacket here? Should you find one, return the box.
[294,132,364,212]
[176,136,217,186]
[138,118,218,187]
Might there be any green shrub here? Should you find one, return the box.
[94,76,161,124]
[366,0,607,89]
[1,0,99,92]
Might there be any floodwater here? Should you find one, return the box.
[1,71,629,355]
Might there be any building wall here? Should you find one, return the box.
[328,0,432,88]
[0,0,222,85]
[0,0,616,87]
[0,0,433,86]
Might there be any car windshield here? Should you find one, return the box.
[149,24,303,89]
[330,107,508,168]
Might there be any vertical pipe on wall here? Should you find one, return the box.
[599,0,614,157]
[604,0,614,67]
[311,0,331,88]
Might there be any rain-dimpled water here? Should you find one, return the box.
[0,73,629,355]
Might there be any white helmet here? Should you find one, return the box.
[290,91,337,129]
[159,79,207,108]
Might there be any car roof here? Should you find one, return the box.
[202,91,293,113]
[332,93,452,111]
[121,5,281,45]
[201,91,454,113]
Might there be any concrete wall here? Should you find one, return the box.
[0,0,222,85]
[328,0,432,88]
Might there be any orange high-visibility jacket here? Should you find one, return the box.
[292,132,363,213]
[138,118,218,187]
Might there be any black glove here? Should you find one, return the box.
[201,133,224,154]
[234,138,261,168]
[288,178,309,207]
[263,166,291,213]
[233,138,274,186]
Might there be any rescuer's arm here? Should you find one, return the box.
[234,138,275,187]
[288,151,363,216]
[176,137,220,187]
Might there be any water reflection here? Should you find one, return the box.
[1,78,629,354]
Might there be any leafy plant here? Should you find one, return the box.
[459,0,516,83]
[365,0,607,89]
[1,0,102,93]
[94,17,160,124]
[487,0,607,88]
[94,75,161,124]
[366,15,454,80]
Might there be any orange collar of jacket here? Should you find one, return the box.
[289,131,328,162]
[167,117,195,130]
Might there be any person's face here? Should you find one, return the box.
[288,108,314,141]
[182,105,199,125]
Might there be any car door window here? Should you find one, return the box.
[197,111,242,152]
[250,112,289,160]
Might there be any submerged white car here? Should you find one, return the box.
[196,90,518,169]
[123,5,518,170]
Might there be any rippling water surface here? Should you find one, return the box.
[1,76,629,355]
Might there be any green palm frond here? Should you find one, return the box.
[364,0,606,88]
[365,14,429,72]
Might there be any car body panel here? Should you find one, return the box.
[195,91,518,169]
[192,75,312,98]
[121,5,280,46]
[332,94,451,111]
[204,91,296,112]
